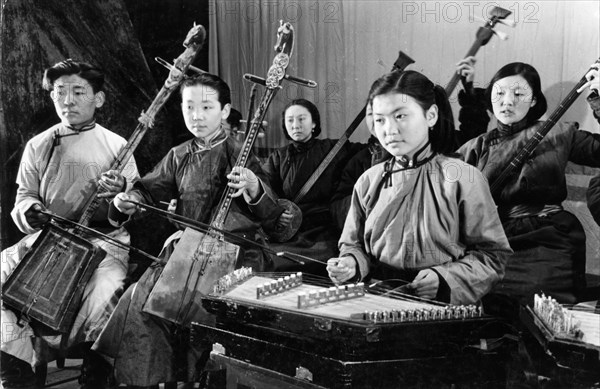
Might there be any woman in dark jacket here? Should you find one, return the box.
[458,62,600,309]
[262,98,365,274]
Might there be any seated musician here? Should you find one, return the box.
[327,70,511,306]
[330,104,390,229]
[456,62,600,310]
[91,73,281,388]
[0,59,139,389]
[262,98,365,275]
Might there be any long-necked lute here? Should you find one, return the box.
[2,24,207,333]
[445,6,513,97]
[274,51,415,243]
[490,58,600,196]
[142,21,297,327]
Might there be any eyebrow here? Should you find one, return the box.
[373,107,407,116]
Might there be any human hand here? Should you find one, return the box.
[456,56,477,83]
[24,203,50,230]
[276,210,294,230]
[326,256,357,284]
[97,169,125,198]
[113,193,139,215]
[408,269,440,300]
[577,63,599,94]
[227,167,261,202]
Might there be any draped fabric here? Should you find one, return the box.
[209,0,600,272]
[209,0,599,147]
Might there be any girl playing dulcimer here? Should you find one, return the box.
[327,70,511,305]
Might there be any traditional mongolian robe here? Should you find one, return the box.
[330,136,389,229]
[459,119,600,304]
[1,122,139,366]
[340,148,510,305]
[92,130,281,386]
[262,137,365,273]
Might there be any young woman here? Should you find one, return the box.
[457,62,600,306]
[327,70,510,305]
[262,98,364,273]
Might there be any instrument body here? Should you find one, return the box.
[192,273,513,388]
[1,25,207,332]
[2,224,106,332]
[520,304,600,385]
[269,51,414,244]
[143,22,296,326]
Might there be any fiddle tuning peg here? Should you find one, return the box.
[497,18,517,28]
[377,58,388,68]
[493,30,509,41]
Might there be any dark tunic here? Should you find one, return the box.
[586,92,600,226]
[92,133,281,386]
[261,137,365,273]
[458,119,600,304]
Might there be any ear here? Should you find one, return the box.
[220,103,231,121]
[94,91,106,108]
[531,97,537,107]
[426,104,438,127]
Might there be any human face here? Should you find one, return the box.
[181,84,230,140]
[50,74,104,128]
[285,105,315,143]
[491,75,536,125]
[372,93,437,159]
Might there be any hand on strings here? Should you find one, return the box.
[327,256,357,284]
[24,203,50,229]
[276,210,294,230]
[456,56,477,83]
[577,63,599,94]
[408,269,440,300]
[113,193,139,215]
[227,166,262,202]
[97,169,126,198]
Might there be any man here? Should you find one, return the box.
[1,59,139,389]
[92,73,281,387]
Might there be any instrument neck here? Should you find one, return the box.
[490,61,597,195]
[211,88,277,230]
[77,26,206,228]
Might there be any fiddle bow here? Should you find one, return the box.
[2,24,207,333]
[142,21,304,327]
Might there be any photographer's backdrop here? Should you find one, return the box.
[1,0,598,271]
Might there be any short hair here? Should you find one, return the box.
[180,72,231,108]
[367,70,456,154]
[281,98,322,140]
[484,62,547,123]
[42,59,105,93]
